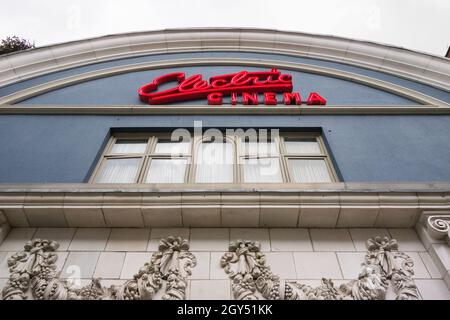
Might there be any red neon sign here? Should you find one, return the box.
[138,69,326,106]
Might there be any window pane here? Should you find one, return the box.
[154,140,190,155]
[242,140,278,156]
[145,159,187,183]
[95,158,140,183]
[111,140,147,154]
[195,141,234,183]
[285,139,321,154]
[288,159,332,183]
[243,158,283,183]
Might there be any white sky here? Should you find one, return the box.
[1,0,449,56]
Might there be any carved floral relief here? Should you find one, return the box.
[221,236,420,300]
[1,235,420,300]
[1,236,196,300]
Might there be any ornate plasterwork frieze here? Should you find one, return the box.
[221,237,420,300]
[1,235,421,300]
[426,215,450,246]
[1,236,196,300]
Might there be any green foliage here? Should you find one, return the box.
[0,36,35,55]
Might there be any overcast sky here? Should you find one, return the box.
[1,0,449,56]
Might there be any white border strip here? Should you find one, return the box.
[1,28,448,90]
[0,182,449,193]
[1,105,450,115]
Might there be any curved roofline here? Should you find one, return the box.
[4,27,450,61]
[0,27,449,90]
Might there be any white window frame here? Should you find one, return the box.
[90,131,338,183]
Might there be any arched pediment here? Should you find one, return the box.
[0,29,448,111]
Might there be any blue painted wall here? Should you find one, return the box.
[0,114,449,183]
[18,66,416,106]
[1,51,449,103]
[1,50,449,184]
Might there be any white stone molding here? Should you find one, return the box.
[427,215,450,246]
[0,57,447,106]
[222,237,420,300]
[0,187,449,228]
[1,236,196,300]
[0,28,448,91]
[2,105,450,116]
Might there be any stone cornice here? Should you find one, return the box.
[0,28,448,91]
[0,182,449,193]
[0,183,448,228]
[2,105,450,115]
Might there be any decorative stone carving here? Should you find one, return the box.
[1,236,196,300]
[2,234,421,300]
[427,215,450,246]
[220,240,281,300]
[222,236,420,300]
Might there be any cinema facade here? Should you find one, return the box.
[0,28,449,300]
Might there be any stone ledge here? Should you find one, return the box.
[0,182,449,193]
[0,185,448,228]
[3,105,450,115]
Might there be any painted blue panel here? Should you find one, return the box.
[1,51,448,103]
[18,65,415,105]
[0,115,449,183]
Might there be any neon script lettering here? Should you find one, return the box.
[138,69,326,106]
